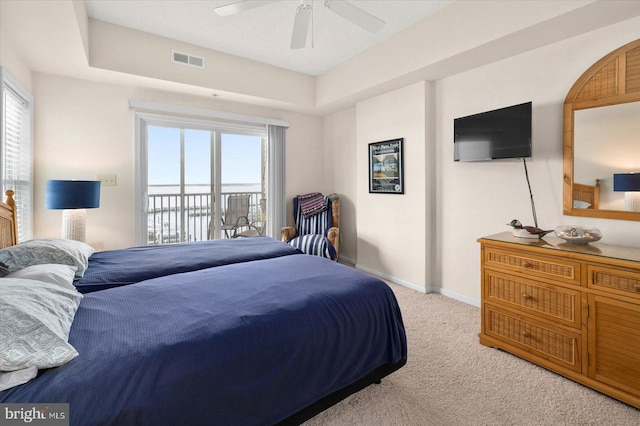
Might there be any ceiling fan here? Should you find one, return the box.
[214,0,385,49]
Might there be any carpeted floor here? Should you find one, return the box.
[304,283,640,425]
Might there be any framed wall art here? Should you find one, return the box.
[369,138,404,194]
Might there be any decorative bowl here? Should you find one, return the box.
[554,225,602,245]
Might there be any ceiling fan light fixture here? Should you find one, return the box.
[323,0,385,33]
[290,3,313,49]
[216,0,386,50]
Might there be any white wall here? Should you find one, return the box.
[320,15,640,304]
[32,73,324,250]
[356,82,427,290]
[316,0,595,109]
[0,30,32,92]
[89,19,315,109]
[323,107,357,262]
[436,17,640,304]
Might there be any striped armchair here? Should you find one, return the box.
[281,194,340,261]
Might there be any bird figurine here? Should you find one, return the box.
[507,219,553,239]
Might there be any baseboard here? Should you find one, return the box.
[430,286,480,308]
[355,264,428,294]
[354,263,480,307]
[338,255,356,267]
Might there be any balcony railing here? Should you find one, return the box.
[147,191,265,245]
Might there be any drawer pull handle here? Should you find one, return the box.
[522,294,532,300]
[523,262,532,268]
[634,285,640,292]
[522,332,531,338]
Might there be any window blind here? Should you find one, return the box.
[2,80,33,242]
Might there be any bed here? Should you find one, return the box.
[0,191,407,425]
[74,236,301,293]
[573,180,600,209]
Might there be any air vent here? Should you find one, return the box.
[171,50,205,69]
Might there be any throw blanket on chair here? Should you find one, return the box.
[298,192,327,218]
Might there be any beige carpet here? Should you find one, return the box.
[304,283,640,426]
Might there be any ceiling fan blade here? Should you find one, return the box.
[325,0,384,33]
[290,4,312,50]
[214,0,278,17]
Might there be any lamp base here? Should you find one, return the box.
[62,209,86,242]
[624,192,640,212]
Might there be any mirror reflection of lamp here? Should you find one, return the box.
[45,180,101,242]
[613,173,640,212]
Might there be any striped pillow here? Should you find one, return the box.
[288,234,337,260]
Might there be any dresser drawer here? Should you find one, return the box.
[483,246,581,286]
[484,304,581,373]
[484,271,581,329]
[588,265,640,300]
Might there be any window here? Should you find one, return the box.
[1,68,33,242]
[134,111,286,246]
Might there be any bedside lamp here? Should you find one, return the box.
[613,173,640,212]
[45,180,100,242]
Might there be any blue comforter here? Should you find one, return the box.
[2,255,407,426]
[75,237,300,293]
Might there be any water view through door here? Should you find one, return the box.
[146,125,266,244]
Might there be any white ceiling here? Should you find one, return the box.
[5,1,640,115]
[85,0,453,76]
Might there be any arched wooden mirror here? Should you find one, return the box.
[564,39,640,221]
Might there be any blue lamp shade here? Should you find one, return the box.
[613,173,640,192]
[45,180,101,210]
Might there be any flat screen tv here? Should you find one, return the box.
[454,101,532,162]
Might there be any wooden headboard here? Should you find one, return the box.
[573,180,600,210]
[0,190,18,249]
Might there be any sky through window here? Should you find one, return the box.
[148,125,262,188]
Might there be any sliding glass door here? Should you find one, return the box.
[138,114,267,245]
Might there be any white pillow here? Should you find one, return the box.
[0,278,83,387]
[0,238,94,278]
[0,366,38,392]
[5,264,78,291]
[573,199,591,209]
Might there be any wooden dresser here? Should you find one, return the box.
[478,232,640,408]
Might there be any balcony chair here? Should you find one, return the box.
[221,194,258,238]
[281,193,339,261]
